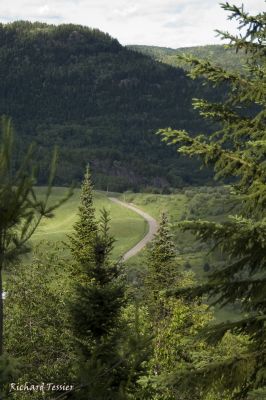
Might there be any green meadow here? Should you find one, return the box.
[32,187,148,260]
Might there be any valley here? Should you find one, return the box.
[30,185,242,325]
[32,185,234,280]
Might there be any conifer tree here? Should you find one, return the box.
[68,165,97,264]
[68,170,127,399]
[158,3,266,398]
[145,213,178,321]
[147,213,176,293]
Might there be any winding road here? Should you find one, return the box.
[108,197,158,261]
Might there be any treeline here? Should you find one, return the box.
[0,21,219,191]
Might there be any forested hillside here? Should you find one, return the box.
[128,44,246,71]
[0,21,218,190]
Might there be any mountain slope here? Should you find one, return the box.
[0,22,217,190]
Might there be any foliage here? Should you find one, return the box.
[159,3,266,398]
[4,244,75,399]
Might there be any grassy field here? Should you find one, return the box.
[119,192,188,220]
[32,187,148,260]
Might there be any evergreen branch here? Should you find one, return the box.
[158,128,266,208]
[220,3,266,41]
[166,348,266,398]
[179,217,266,258]
[193,98,246,124]
[159,128,254,169]
[177,53,265,105]
[166,275,266,310]
[192,99,266,143]
[197,314,266,344]
[178,53,248,86]
[217,30,264,54]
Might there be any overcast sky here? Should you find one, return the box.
[0,0,265,48]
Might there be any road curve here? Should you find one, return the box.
[108,197,158,261]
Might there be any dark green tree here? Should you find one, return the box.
[159,3,266,398]
[147,213,176,277]
[68,171,127,399]
[145,213,177,315]
[0,116,72,356]
[68,165,97,264]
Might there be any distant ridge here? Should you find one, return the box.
[127,44,246,71]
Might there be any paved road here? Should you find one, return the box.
[109,197,158,261]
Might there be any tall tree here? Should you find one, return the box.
[159,3,266,398]
[68,171,127,399]
[68,165,97,265]
[0,116,72,356]
[145,213,177,319]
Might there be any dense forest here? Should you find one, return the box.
[0,21,220,191]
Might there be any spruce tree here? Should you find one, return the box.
[68,170,127,399]
[158,3,266,398]
[147,213,176,293]
[68,165,97,264]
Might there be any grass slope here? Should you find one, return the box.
[32,187,148,260]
